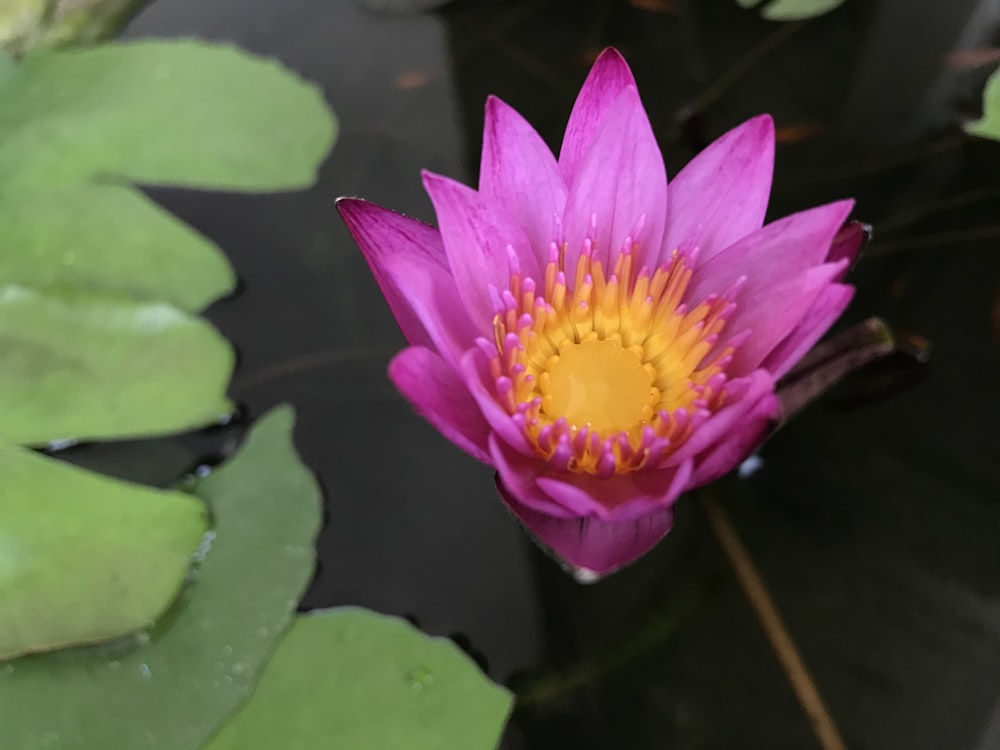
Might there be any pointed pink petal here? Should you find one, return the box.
[559,48,637,183]
[689,389,781,486]
[422,171,538,329]
[480,96,567,263]
[379,253,479,365]
[667,370,777,463]
[761,283,854,379]
[686,199,854,305]
[388,347,490,464]
[661,115,775,265]
[497,479,682,578]
[337,198,451,349]
[562,85,667,271]
[725,261,848,376]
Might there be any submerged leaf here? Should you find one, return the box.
[0,446,207,660]
[0,406,323,750]
[205,608,513,750]
[0,185,234,311]
[762,0,844,20]
[0,39,336,190]
[967,66,1000,142]
[0,286,234,445]
[737,0,845,20]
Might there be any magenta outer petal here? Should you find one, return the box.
[378,253,479,366]
[686,199,855,306]
[726,260,848,376]
[558,48,637,183]
[661,115,775,265]
[761,283,855,379]
[422,171,537,329]
[667,370,777,464]
[480,96,568,262]
[497,480,677,578]
[337,198,449,349]
[689,390,782,486]
[389,347,491,464]
[562,85,667,271]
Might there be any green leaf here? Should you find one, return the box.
[0,445,207,660]
[0,285,234,445]
[205,608,514,750]
[967,66,1000,141]
[0,406,323,750]
[0,185,234,311]
[0,39,337,190]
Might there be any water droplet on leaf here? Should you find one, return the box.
[405,665,434,691]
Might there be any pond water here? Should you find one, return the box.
[64,0,1000,747]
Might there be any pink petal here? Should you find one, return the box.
[559,48,637,183]
[497,479,680,579]
[536,460,694,521]
[661,115,776,266]
[761,283,854,379]
[562,85,667,272]
[488,433,576,518]
[378,253,479,366]
[422,171,537,330]
[487,410,695,521]
[686,199,855,306]
[689,390,781,486]
[337,198,450,349]
[480,96,567,263]
[667,370,777,463]
[725,261,848,376]
[388,346,491,464]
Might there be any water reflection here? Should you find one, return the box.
[110,0,1000,747]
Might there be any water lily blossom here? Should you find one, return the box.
[337,48,864,579]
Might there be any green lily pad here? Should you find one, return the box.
[0,406,323,750]
[0,445,207,660]
[0,285,234,445]
[967,66,1000,142]
[206,608,514,750]
[0,185,234,311]
[736,0,845,20]
[0,39,336,190]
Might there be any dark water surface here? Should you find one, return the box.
[68,0,1000,747]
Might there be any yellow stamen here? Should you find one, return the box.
[492,246,735,475]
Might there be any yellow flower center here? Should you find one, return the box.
[490,241,737,477]
[545,339,654,434]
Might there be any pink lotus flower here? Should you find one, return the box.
[338,49,863,579]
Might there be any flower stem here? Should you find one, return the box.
[702,493,847,750]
